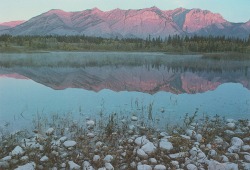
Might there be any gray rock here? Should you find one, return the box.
[63,140,76,148]
[0,161,9,169]
[14,162,36,170]
[131,116,138,121]
[137,149,148,159]
[169,152,188,159]
[149,158,157,164]
[141,142,156,155]
[93,155,100,162]
[1,156,11,161]
[154,164,166,170]
[195,134,202,142]
[11,146,24,156]
[227,123,236,130]
[135,136,149,146]
[186,129,196,137]
[137,164,152,170]
[186,164,198,170]
[105,163,114,170]
[68,161,80,170]
[244,155,250,162]
[159,139,173,151]
[40,156,48,162]
[242,145,250,151]
[103,155,113,163]
[45,127,54,135]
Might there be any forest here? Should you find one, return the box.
[0,34,250,53]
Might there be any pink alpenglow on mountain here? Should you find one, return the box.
[0,20,25,27]
[0,7,249,38]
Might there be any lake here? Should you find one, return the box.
[0,52,249,132]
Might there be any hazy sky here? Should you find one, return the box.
[0,0,249,23]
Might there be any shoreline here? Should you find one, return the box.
[0,113,249,170]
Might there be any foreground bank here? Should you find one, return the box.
[0,113,250,170]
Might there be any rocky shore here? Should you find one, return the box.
[0,114,250,170]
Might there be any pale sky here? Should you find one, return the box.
[0,0,249,23]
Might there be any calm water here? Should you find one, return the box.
[0,52,249,131]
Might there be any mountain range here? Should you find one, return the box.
[0,7,250,38]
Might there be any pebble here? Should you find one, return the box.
[149,158,157,164]
[141,142,156,155]
[242,145,250,151]
[137,164,152,170]
[244,155,250,162]
[68,161,80,170]
[14,162,36,170]
[137,149,148,159]
[159,139,173,151]
[46,128,54,135]
[135,136,149,146]
[186,164,198,170]
[63,140,76,148]
[131,116,138,121]
[154,164,166,170]
[103,155,113,163]
[186,129,196,137]
[11,146,24,156]
[40,156,48,162]
[1,156,11,161]
[227,123,236,130]
[93,155,100,162]
[105,162,114,170]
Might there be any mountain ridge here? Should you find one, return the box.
[1,7,249,38]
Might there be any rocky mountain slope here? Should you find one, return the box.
[0,7,249,38]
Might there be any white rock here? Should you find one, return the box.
[159,132,168,137]
[137,149,148,159]
[214,136,224,144]
[228,137,244,153]
[169,152,188,159]
[149,158,157,164]
[96,141,103,147]
[131,116,138,121]
[60,163,66,168]
[171,161,179,168]
[83,161,94,170]
[195,134,203,142]
[220,155,229,162]
[93,155,100,162]
[87,133,95,138]
[68,161,80,170]
[180,135,191,140]
[224,130,235,136]
[46,128,54,135]
[11,146,24,156]
[137,164,152,170]
[40,156,49,162]
[130,161,137,168]
[103,155,113,163]
[208,149,217,157]
[227,123,236,130]
[159,139,173,151]
[231,137,244,147]
[141,142,156,155]
[98,168,106,170]
[154,164,166,170]
[87,120,95,128]
[242,163,250,170]
[244,155,250,162]
[20,156,29,162]
[135,136,149,146]
[186,129,196,137]
[242,145,250,151]
[63,140,76,148]
[0,161,9,169]
[14,162,36,170]
[208,160,238,170]
[186,164,198,170]
[1,156,11,161]
[105,163,114,170]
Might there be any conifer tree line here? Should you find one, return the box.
[0,34,249,53]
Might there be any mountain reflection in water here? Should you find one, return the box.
[0,65,249,94]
